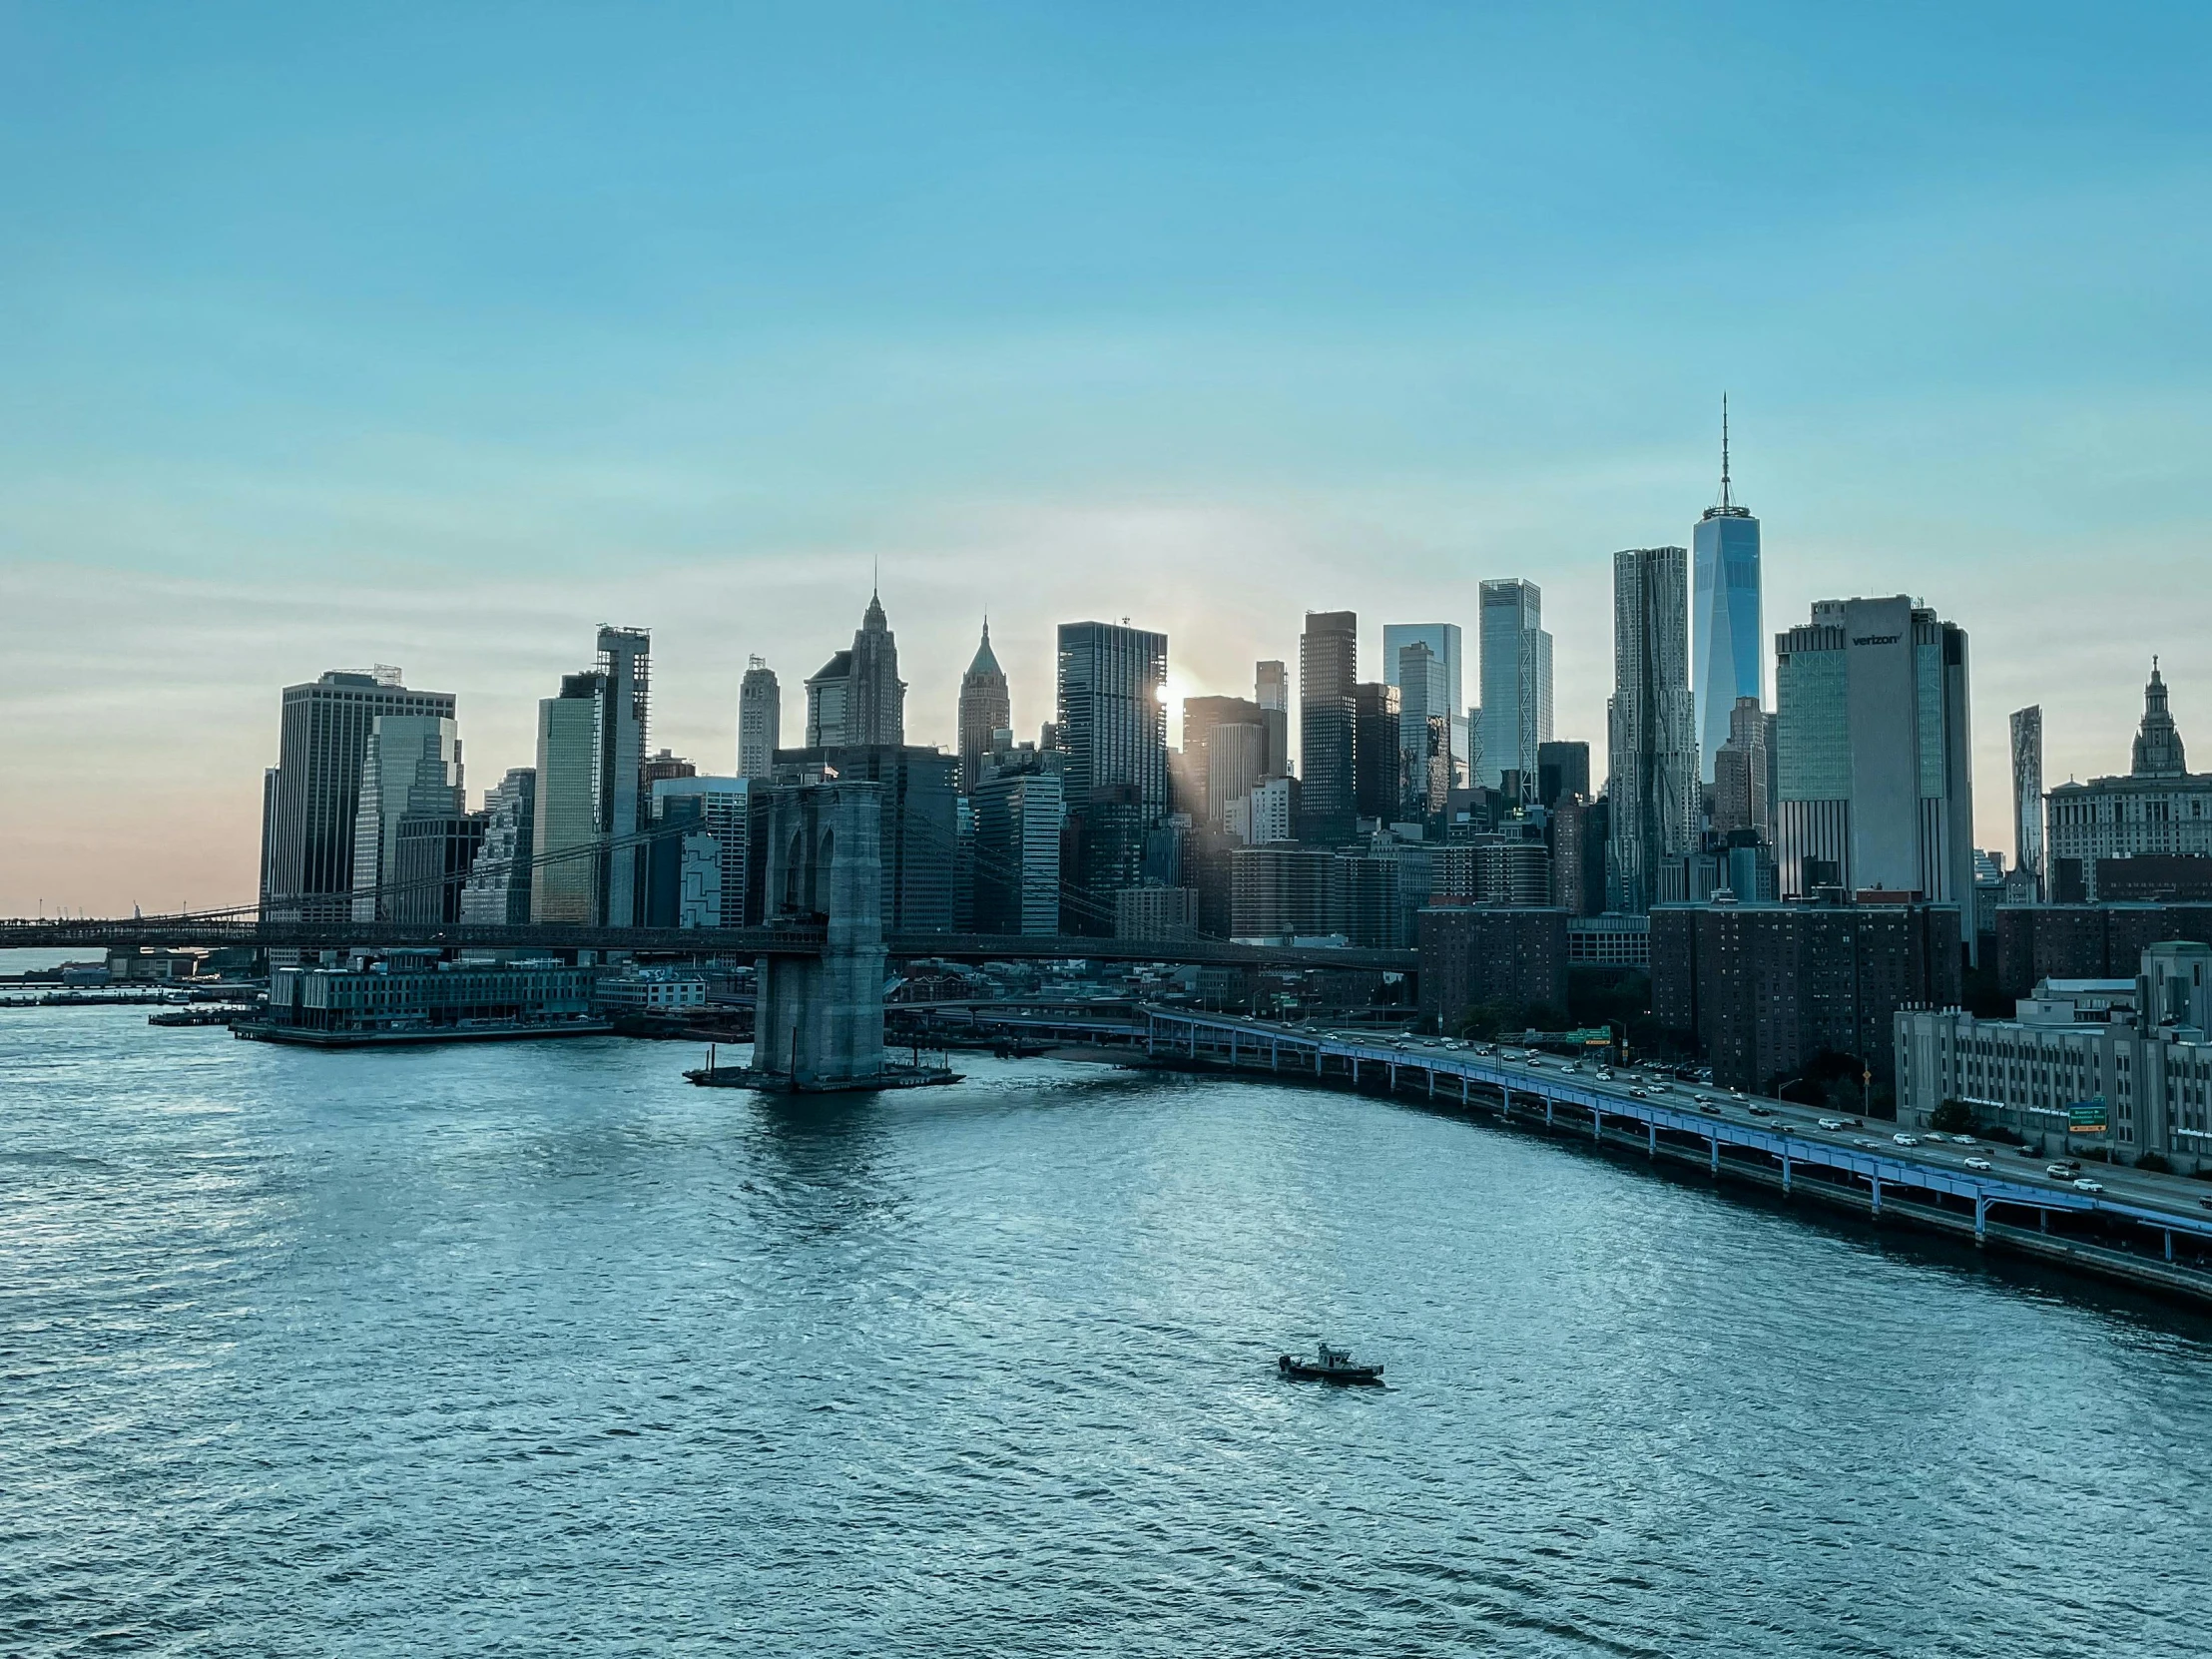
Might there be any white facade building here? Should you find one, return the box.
[1895,940,2212,1166]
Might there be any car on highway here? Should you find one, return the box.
[1818,1117,1845,1130]
[2073,1178,2106,1194]
[1894,1133,1921,1146]
[1698,1102,1722,1116]
[1855,1137,1883,1149]
[1595,1068,1615,1081]
[1747,1104,1773,1118]
[1950,1134,1978,1145]
[1629,1087,1647,1098]
[2047,1161,2082,1177]
[1965,1156,1993,1171]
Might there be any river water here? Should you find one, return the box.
[3,993,2208,1656]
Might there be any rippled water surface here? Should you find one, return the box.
[4,1001,2209,1656]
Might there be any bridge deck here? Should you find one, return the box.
[0,919,1415,973]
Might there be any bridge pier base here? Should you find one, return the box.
[1647,1122,1656,1158]
[1975,1193,1988,1245]
[750,781,892,1091]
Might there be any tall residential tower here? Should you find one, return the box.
[1298,611,1359,844]
[1607,547,1698,912]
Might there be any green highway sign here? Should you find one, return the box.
[2066,1098,2108,1133]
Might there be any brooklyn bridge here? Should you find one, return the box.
[7,779,1419,1089]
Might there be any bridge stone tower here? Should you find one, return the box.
[753,779,888,1087]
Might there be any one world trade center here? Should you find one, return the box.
[1692,398,1762,783]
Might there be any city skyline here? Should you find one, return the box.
[8,529,2208,915]
[6,4,2212,912]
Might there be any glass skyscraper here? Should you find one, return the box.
[1692,402,1763,783]
[1478,580,1553,797]
[1382,622,1463,784]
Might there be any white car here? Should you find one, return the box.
[1629,1087,1647,1098]
[1894,1133,1921,1147]
[1818,1117,1845,1130]
[1595,1069,1615,1081]
[1950,1134,1978,1145]
[1964,1156,1993,1171]
[2073,1178,2106,1194]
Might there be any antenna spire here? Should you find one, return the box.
[1719,392,1733,512]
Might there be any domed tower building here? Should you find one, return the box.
[2046,660,2212,901]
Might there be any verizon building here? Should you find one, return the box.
[1773,596,1974,919]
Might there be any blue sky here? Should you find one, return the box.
[2,3,2208,910]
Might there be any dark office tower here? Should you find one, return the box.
[957,620,1011,796]
[1299,611,1358,844]
[1607,547,1697,913]
[1056,622,1168,813]
[1057,621,1169,930]
[390,810,487,925]
[1354,682,1402,823]
[1182,695,1263,824]
[595,626,652,926]
[1536,742,1590,811]
[532,673,605,924]
[1255,661,1290,780]
[738,657,781,779]
[258,768,279,914]
[263,669,457,923]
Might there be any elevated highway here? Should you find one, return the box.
[875,1002,2212,1304]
